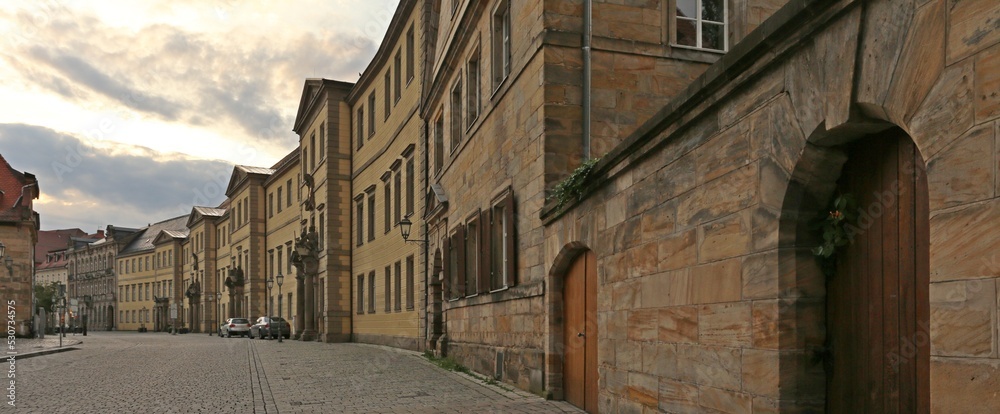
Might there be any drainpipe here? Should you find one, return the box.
[582,0,593,160]
[422,118,430,347]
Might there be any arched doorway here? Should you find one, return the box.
[563,250,597,413]
[106,305,114,331]
[825,128,930,411]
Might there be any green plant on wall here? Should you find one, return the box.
[812,193,859,278]
[548,157,601,210]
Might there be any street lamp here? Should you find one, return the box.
[266,276,274,339]
[206,293,214,336]
[275,273,284,343]
[398,216,428,244]
[215,291,221,337]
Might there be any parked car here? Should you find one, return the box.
[219,318,251,338]
[249,316,290,339]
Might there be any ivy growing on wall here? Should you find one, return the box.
[548,157,601,211]
[812,193,859,278]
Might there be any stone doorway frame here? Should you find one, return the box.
[544,241,592,401]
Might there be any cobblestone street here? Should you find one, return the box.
[11,332,581,413]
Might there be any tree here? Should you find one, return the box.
[34,281,60,312]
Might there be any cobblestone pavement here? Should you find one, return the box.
[11,332,582,413]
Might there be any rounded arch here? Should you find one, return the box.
[543,241,592,400]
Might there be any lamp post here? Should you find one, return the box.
[398,217,428,244]
[215,291,221,337]
[140,306,147,332]
[266,276,274,339]
[82,295,92,336]
[206,293,214,336]
[275,273,284,343]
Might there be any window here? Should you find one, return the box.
[244,197,249,225]
[492,0,512,88]
[277,188,283,213]
[384,266,392,312]
[268,193,274,218]
[467,46,481,125]
[434,113,444,171]
[384,71,392,119]
[319,122,326,162]
[357,107,365,149]
[674,0,726,51]
[394,51,402,102]
[310,132,316,171]
[286,179,293,207]
[490,190,516,290]
[318,213,325,250]
[394,261,402,311]
[276,249,283,277]
[368,92,376,136]
[405,157,414,216]
[368,271,376,313]
[286,245,292,274]
[406,255,415,310]
[302,145,309,175]
[367,189,376,242]
[450,78,462,151]
[356,274,364,314]
[406,26,415,82]
[383,175,392,234]
[393,170,402,226]
[447,226,464,299]
[465,217,479,296]
[356,196,365,246]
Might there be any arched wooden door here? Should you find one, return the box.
[827,129,929,412]
[564,250,597,413]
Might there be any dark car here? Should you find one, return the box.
[249,316,290,339]
[220,318,251,338]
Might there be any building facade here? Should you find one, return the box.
[262,150,301,335]
[0,154,39,337]
[347,0,426,351]
[116,217,187,332]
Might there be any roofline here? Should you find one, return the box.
[346,0,418,105]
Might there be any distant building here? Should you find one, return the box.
[0,153,39,336]
[115,217,187,331]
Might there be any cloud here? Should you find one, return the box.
[0,123,232,231]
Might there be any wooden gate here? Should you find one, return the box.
[826,129,929,412]
[564,250,598,412]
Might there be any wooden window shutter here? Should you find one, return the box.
[504,189,516,286]
[443,235,451,299]
[479,209,491,294]
[455,224,466,298]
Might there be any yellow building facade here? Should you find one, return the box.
[292,78,354,342]
[263,150,301,333]
[347,0,425,350]
[116,216,187,332]
[223,166,272,320]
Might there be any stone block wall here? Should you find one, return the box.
[542,0,1000,411]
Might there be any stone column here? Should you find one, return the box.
[295,275,305,338]
[300,255,318,341]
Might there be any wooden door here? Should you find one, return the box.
[826,129,930,413]
[564,250,598,413]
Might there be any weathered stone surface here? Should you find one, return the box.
[752,300,781,350]
[611,279,642,311]
[677,163,758,227]
[626,372,659,408]
[699,302,752,347]
[698,210,752,263]
[642,269,691,308]
[759,157,791,210]
[640,199,676,243]
[947,0,1000,63]
[929,278,996,357]
[856,0,915,120]
[695,123,750,185]
[658,229,698,271]
[659,306,699,344]
[689,258,742,305]
[909,58,975,158]
[659,378,700,414]
[626,241,658,278]
[929,199,1000,280]
[677,344,742,390]
[975,42,1000,123]
[642,341,678,379]
[743,250,779,300]
[751,206,780,253]
[742,349,781,398]
[627,308,658,342]
[698,385,752,413]
[655,154,697,199]
[785,37,825,138]
[887,0,946,125]
[822,6,862,130]
[926,123,996,209]
[770,97,807,174]
[930,357,1000,412]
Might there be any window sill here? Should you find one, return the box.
[670,43,726,55]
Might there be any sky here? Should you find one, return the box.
[0,0,396,232]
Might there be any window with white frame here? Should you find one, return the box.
[492,0,511,89]
[674,0,726,52]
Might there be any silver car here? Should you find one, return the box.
[249,316,290,339]
[219,317,251,338]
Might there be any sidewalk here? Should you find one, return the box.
[12,336,82,359]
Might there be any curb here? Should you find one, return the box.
[15,346,80,360]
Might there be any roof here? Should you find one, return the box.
[236,166,275,176]
[35,228,87,263]
[265,149,300,185]
[193,206,226,217]
[0,153,38,223]
[119,215,190,255]
[225,165,275,197]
